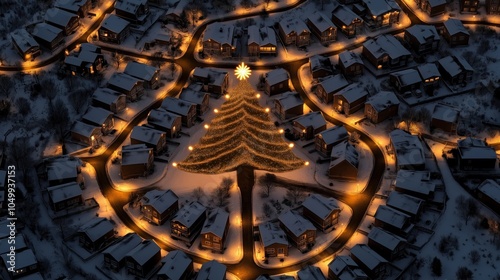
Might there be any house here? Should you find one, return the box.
[278,16,311,47]
[92,88,127,113]
[164,0,190,25]
[0,234,27,255]
[200,208,230,253]
[297,265,326,280]
[55,0,92,18]
[264,68,290,96]
[389,69,422,94]
[107,73,144,101]
[430,104,460,133]
[140,189,179,225]
[367,227,407,261]
[333,84,369,116]
[292,111,327,140]
[120,144,154,179]
[417,63,441,95]
[460,0,479,13]
[157,250,194,280]
[302,194,341,232]
[103,233,143,271]
[191,67,229,95]
[258,222,289,258]
[77,217,115,251]
[389,129,425,170]
[374,205,414,237]
[316,74,350,104]
[386,191,424,221]
[256,275,295,280]
[486,0,500,14]
[114,0,150,24]
[10,29,41,61]
[31,23,64,51]
[350,244,388,279]
[273,92,304,120]
[279,210,316,252]
[393,170,436,200]
[360,0,401,29]
[161,97,197,128]
[331,3,364,38]
[179,88,210,116]
[328,255,368,280]
[81,106,114,135]
[457,138,497,170]
[404,24,440,55]
[329,140,359,180]
[44,8,80,35]
[170,201,207,246]
[364,91,400,124]
[416,0,447,16]
[314,125,349,157]
[65,50,106,76]
[130,126,167,154]
[45,156,83,187]
[247,25,278,57]
[338,50,364,77]
[306,11,337,45]
[47,182,83,211]
[0,171,5,209]
[125,240,161,277]
[309,55,334,79]
[442,19,469,47]
[437,55,473,86]
[476,179,500,211]
[147,109,182,138]
[99,14,130,44]
[196,260,227,280]
[1,249,39,279]
[124,61,160,89]
[71,120,102,147]
[362,34,411,70]
[202,22,235,57]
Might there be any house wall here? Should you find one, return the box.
[99,26,130,44]
[418,0,446,17]
[171,212,206,245]
[329,160,358,180]
[127,250,161,277]
[203,39,222,56]
[367,238,405,261]
[263,243,289,257]
[141,203,178,225]
[443,31,469,47]
[79,229,114,251]
[365,103,399,124]
[121,162,152,180]
[265,80,289,96]
[431,118,457,133]
[404,31,439,55]
[477,189,500,211]
[248,42,260,56]
[486,0,500,14]
[311,67,333,79]
[201,222,229,253]
[351,253,386,279]
[52,195,83,211]
[315,84,333,103]
[303,207,340,232]
[458,157,496,170]
[281,225,316,252]
[340,62,364,77]
[460,0,479,13]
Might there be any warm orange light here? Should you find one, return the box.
[265,108,270,112]
[289,143,294,148]
[214,109,219,113]
[256,93,261,98]
[188,146,193,151]
[225,94,230,99]
[305,161,309,166]
[279,129,284,134]
[235,62,251,80]
[172,162,178,167]
[204,124,209,129]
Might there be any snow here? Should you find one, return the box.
[457,138,497,160]
[330,140,359,169]
[297,265,325,280]
[130,126,165,146]
[279,210,316,238]
[47,182,83,204]
[431,104,459,123]
[389,129,425,168]
[365,91,399,112]
[332,4,363,26]
[92,88,125,106]
[309,55,332,73]
[443,18,469,36]
[32,23,63,44]
[179,88,209,105]
[394,170,435,197]
[417,63,440,80]
[361,0,401,17]
[302,194,340,221]
[316,125,349,146]
[161,97,195,116]
[125,240,160,266]
[46,157,80,183]
[374,205,412,231]
[100,14,130,34]
[279,16,310,36]
[0,234,27,255]
[258,222,288,247]
[247,25,277,47]
[363,34,411,60]
[265,68,289,86]
[318,74,350,94]
[102,233,143,264]
[333,84,368,103]
[405,24,440,44]
[77,217,114,242]
[1,249,37,269]
[386,192,423,217]
[108,73,142,92]
[72,120,99,139]
[438,55,473,78]
[367,227,405,251]
[124,61,159,82]
[390,69,422,87]
[196,260,226,280]
[142,189,179,215]
[328,255,368,280]
[201,208,229,238]
[203,22,235,45]
[158,250,192,279]
[349,244,387,271]
[45,8,78,28]
[294,111,326,130]
[10,29,40,55]
[114,0,148,16]
[274,92,303,110]
[306,11,335,33]
[171,201,206,229]
[121,144,152,166]
[82,106,113,127]
[147,109,181,130]
[477,179,500,204]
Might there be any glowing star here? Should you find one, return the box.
[235,62,251,80]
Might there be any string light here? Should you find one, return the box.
[172,162,178,167]
[204,124,209,129]
[214,109,219,113]
[188,146,193,151]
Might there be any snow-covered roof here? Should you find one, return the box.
[92,88,125,105]
[363,34,410,60]
[121,144,152,166]
[438,56,473,77]
[142,189,178,214]
[65,55,83,67]
[115,0,147,12]
[82,106,113,126]
[1,249,37,269]
[443,18,469,36]
[330,140,359,169]
[147,108,181,129]
[368,227,406,251]
[405,25,439,44]
[365,91,399,112]
[196,260,226,280]
[390,69,422,87]
[78,218,114,242]
[389,129,425,167]
[427,0,446,6]
[100,14,130,34]
[316,125,349,145]
[201,208,229,237]
[71,120,99,138]
[394,170,435,196]
[161,97,195,116]
[339,50,364,68]
[362,0,400,16]
[307,11,335,32]
[203,22,234,46]
[279,16,310,35]
[158,250,192,279]
[318,74,350,94]
[332,4,363,26]
[192,67,228,87]
[350,244,388,271]
[258,222,288,247]
[374,205,410,230]
[46,156,80,183]
[55,0,89,13]
[274,92,303,110]
[0,234,27,255]
[78,50,101,64]
[334,83,368,103]
[477,179,500,204]
[302,194,340,220]
[386,191,423,216]
[328,255,368,280]
[171,201,206,228]
[108,73,141,91]
[45,8,77,28]
[297,265,326,280]
[130,126,165,146]
[80,43,100,53]
[265,68,289,86]
[294,111,326,130]
[432,104,459,123]
[124,61,158,82]
[247,25,277,47]
[126,240,160,266]
[180,88,209,105]
[48,182,82,203]
[417,63,440,80]
[279,210,315,237]
[310,55,332,73]
[10,29,39,54]
[103,233,143,263]
[32,23,63,43]
[457,137,497,160]
[165,0,189,17]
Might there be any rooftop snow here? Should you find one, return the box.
[80,43,100,53]
[45,8,77,28]
[0,234,27,255]
[318,74,350,94]
[390,69,422,86]
[362,0,400,17]
[124,61,158,81]
[389,129,425,167]
[302,194,340,220]
[115,0,147,14]
[477,179,500,204]
[48,182,82,203]
[55,0,88,13]
[274,91,303,110]
[201,208,229,237]
[294,111,326,130]
[368,227,406,251]
[394,170,435,196]
[171,201,206,228]
[203,22,234,46]
[92,88,124,105]
[247,25,277,46]
[121,144,152,165]
[179,88,209,105]
[82,106,113,126]
[443,18,469,36]
[10,29,39,54]
[405,25,440,44]
[46,156,80,182]
[297,265,326,280]
[332,4,363,26]
[438,56,473,77]
[386,191,423,216]
[350,244,387,271]
[365,91,399,112]
[363,34,410,60]
[78,217,114,242]
[316,125,349,145]
[196,260,227,280]
[265,68,289,86]
[339,50,364,68]
[307,11,335,32]
[334,83,368,103]
[161,97,195,116]
[126,240,160,266]
[374,205,410,230]
[32,23,63,42]
[1,249,37,268]
[431,104,459,123]
[65,55,83,67]
[147,108,181,129]
[309,55,332,72]
[130,126,165,146]
[71,120,99,138]
[108,73,141,91]
[279,16,310,35]
[258,222,288,247]
[279,210,316,237]
[417,63,440,80]
[142,189,178,214]
[103,233,143,262]
[158,250,192,279]
[428,0,446,6]
[457,137,497,160]
[101,14,130,34]
[328,255,368,279]
[330,140,359,169]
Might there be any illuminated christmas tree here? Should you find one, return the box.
[176,63,306,174]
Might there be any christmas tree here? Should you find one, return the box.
[176,63,306,174]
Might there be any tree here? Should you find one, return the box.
[220,177,233,198]
[259,173,276,197]
[456,195,478,225]
[16,97,30,116]
[192,186,205,202]
[8,137,33,184]
[39,77,57,103]
[262,202,273,218]
[431,257,442,277]
[112,52,124,69]
[0,99,11,117]
[400,107,418,132]
[0,74,14,97]
[69,89,90,114]
[469,250,480,264]
[285,187,306,206]
[47,98,70,142]
[211,186,229,207]
[456,266,473,280]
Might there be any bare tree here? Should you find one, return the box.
[259,173,276,197]
[16,97,30,116]
[262,202,274,218]
[47,98,71,142]
[400,107,418,132]
[8,137,33,183]
[192,186,205,202]
[220,177,233,198]
[0,74,14,97]
[456,195,478,225]
[69,89,90,114]
[40,77,58,103]
[211,186,229,207]
[469,250,480,264]
[285,187,306,206]
[456,266,473,280]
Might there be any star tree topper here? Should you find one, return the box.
[235,62,251,80]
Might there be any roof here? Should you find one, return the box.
[46,157,80,182]
[100,14,130,34]
[363,34,410,60]
[55,0,89,13]
[0,234,27,255]
[108,73,141,91]
[196,260,227,280]
[417,63,440,80]
[82,106,113,126]
[45,8,77,28]
[297,265,326,280]
[48,182,82,203]
[158,250,192,279]
[192,67,228,87]
[386,191,423,216]
[310,55,332,73]
[115,0,148,14]
[80,43,101,53]
[307,11,335,32]
[121,144,152,165]
[124,61,159,82]
[438,56,473,77]
[1,249,37,268]
[65,55,83,67]
[103,233,143,262]
[457,137,497,160]
[431,104,459,123]
[165,0,189,17]
[203,22,234,46]
[279,210,316,237]
[328,255,368,280]
[390,69,422,87]
[78,218,114,242]
[294,111,326,130]
[179,88,209,105]
[350,244,388,271]
[201,208,229,237]
[258,222,288,247]
[330,140,359,169]
[130,126,165,146]
[374,205,410,230]
[332,4,363,26]
[427,0,446,6]
[32,23,63,42]
[92,88,125,105]
[365,91,399,112]
[126,240,160,266]
[265,68,289,86]
[147,108,181,129]
[71,120,99,138]
[279,16,310,35]
[339,50,364,68]
[141,189,178,214]
[368,227,406,251]
[171,201,206,228]
[334,83,368,103]
[161,97,195,116]
[10,29,39,54]
[274,92,303,110]
[362,0,400,17]
[389,129,425,167]
[405,25,440,44]
[247,25,277,47]
[302,194,340,220]
[477,179,500,205]
[443,18,469,36]
[316,125,349,145]
[318,74,350,94]
[394,170,435,196]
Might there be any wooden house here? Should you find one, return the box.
[359,0,401,29]
[161,97,197,128]
[389,129,425,171]
[437,55,473,86]
[417,63,441,95]
[309,55,333,79]
[124,61,160,89]
[350,244,388,279]
[130,126,167,155]
[364,91,400,124]
[278,16,311,48]
[247,25,278,57]
[92,88,127,114]
[1,249,39,279]
[367,227,407,261]
[77,218,115,251]
[338,50,364,77]
[125,240,161,278]
[389,69,422,94]
[258,222,289,258]
[107,73,144,101]
[47,182,83,211]
[45,156,83,187]
[362,34,411,70]
[329,140,359,180]
[293,111,327,140]
[393,170,436,200]
[306,11,337,45]
[486,0,500,14]
[170,201,207,247]
[331,3,364,38]
[314,125,349,157]
[0,233,27,255]
[200,208,230,253]
[103,233,143,271]
[374,205,414,237]
[179,88,210,116]
[328,255,368,280]
[120,144,154,179]
[11,29,41,61]
[71,120,102,147]
[476,179,500,212]
[98,14,130,44]
[147,108,182,138]
[55,0,92,18]
[430,104,460,133]
[315,74,350,104]
[191,67,229,95]
[460,0,479,13]
[333,84,369,116]
[31,23,64,51]
[386,191,424,221]
[297,265,326,280]
[81,106,114,135]
[157,250,194,280]
[273,92,304,120]
[264,68,290,96]
[302,194,341,232]
[65,50,106,76]
[44,8,79,35]
[404,24,440,55]
[457,138,497,170]
[114,0,150,24]
[279,210,316,252]
[140,189,178,225]
[196,260,226,280]
[202,22,235,57]
[416,0,447,17]
[442,19,469,47]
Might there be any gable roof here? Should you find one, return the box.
[307,11,335,33]
[405,24,440,44]
[121,144,152,165]
[477,179,500,205]
[1,249,37,269]
[339,50,364,68]
[431,104,459,123]
[201,208,229,237]
[332,4,363,26]
[394,170,435,196]
[71,120,100,138]
[294,111,326,130]
[130,126,165,146]
[48,182,82,203]
[147,108,181,129]
[203,22,234,46]
[365,91,399,112]
[124,61,158,82]
[363,34,410,60]
[279,210,316,237]
[318,74,350,94]
[457,137,497,160]
[316,125,349,145]
[328,255,368,279]
[279,16,310,35]
[443,18,469,36]
[368,227,406,251]
[45,8,78,28]
[438,55,473,77]
[362,0,400,16]
[374,205,410,230]
[248,25,277,47]
[92,88,124,105]
[302,194,340,220]
[126,240,160,265]
[265,68,289,86]
[417,63,440,80]
[82,106,113,126]
[274,92,303,110]
[330,140,359,169]
[100,14,130,34]
[386,191,423,216]
[46,157,80,183]
[108,73,142,91]
[389,129,425,167]
[196,260,227,280]
[171,201,206,228]
[32,23,63,43]
[334,83,368,103]
[158,250,192,279]
[78,217,114,242]
[141,189,178,214]
[10,29,39,54]
[115,0,148,14]
[258,222,288,247]
[180,88,209,105]
[297,265,326,280]
[309,55,332,73]
[103,233,143,262]
[350,244,388,270]
[390,69,422,87]
[161,97,196,116]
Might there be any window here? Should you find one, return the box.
[278,248,284,254]
[213,236,220,242]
